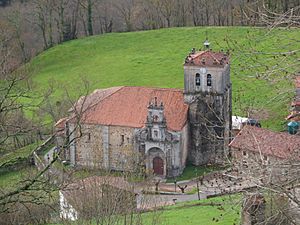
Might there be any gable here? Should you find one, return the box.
[184,50,229,67]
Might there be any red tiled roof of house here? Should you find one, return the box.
[295,76,300,88]
[55,117,68,129]
[291,101,300,106]
[70,86,188,131]
[184,50,229,67]
[286,112,300,121]
[229,125,300,159]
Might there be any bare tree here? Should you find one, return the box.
[95,0,114,34]
[32,0,55,49]
[157,0,175,28]
[114,0,137,32]
[228,5,300,224]
[189,0,205,26]
[5,4,29,63]
[78,0,94,36]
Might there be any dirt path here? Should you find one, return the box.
[134,173,256,209]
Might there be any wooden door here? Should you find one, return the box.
[153,157,164,175]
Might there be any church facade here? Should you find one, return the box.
[55,43,232,178]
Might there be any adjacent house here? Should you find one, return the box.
[230,126,300,225]
[229,125,300,180]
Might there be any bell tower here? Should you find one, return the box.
[184,41,232,165]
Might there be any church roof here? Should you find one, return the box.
[184,50,229,67]
[69,86,188,131]
[69,86,123,113]
[229,125,300,159]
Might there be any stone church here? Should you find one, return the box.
[55,42,232,178]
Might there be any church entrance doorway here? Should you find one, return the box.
[153,157,164,175]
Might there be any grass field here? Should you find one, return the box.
[0,142,41,169]
[166,164,222,182]
[68,195,241,225]
[0,142,41,190]
[0,166,37,189]
[150,196,241,225]
[27,27,299,130]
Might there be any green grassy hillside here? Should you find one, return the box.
[29,27,299,130]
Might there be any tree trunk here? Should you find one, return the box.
[87,0,93,36]
[48,7,53,47]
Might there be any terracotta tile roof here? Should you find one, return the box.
[286,112,300,121]
[69,87,123,113]
[55,117,68,129]
[229,125,300,159]
[184,50,229,67]
[71,86,188,131]
[292,101,300,106]
[296,76,300,89]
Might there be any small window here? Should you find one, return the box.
[242,160,248,168]
[121,135,124,145]
[154,130,158,138]
[243,151,247,157]
[195,73,201,86]
[87,133,91,142]
[207,74,212,86]
[282,169,288,176]
[263,155,268,161]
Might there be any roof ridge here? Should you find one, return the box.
[191,51,206,59]
[207,51,221,63]
[122,86,183,92]
[87,86,125,110]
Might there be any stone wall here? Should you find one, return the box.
[183,59,232,167]
[180,123,189,167]
[68,121,188,177]
[108,126,136,171]
[70,124,136,171]
[231,147,298,182]
[188,90,231,166]
[184,65,230,96]
[75,124,105,168]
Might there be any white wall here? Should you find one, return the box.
[59,191,78,221]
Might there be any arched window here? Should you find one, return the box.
[153,115,159,122]
[207,74,212,87]
[195,73,201,86]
